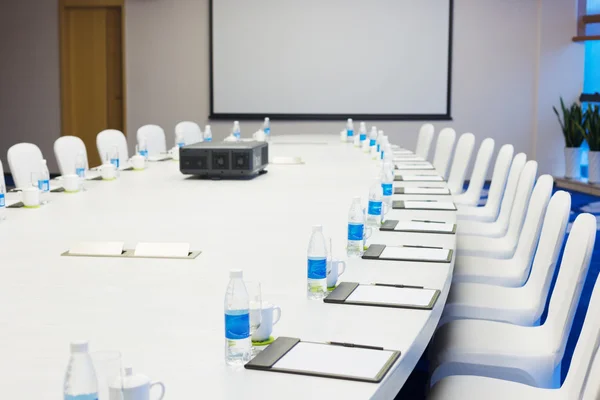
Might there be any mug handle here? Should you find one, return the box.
[272,306,282,326]
[337,261,347,277]
[363,226,373,241]
[150,381,166,400]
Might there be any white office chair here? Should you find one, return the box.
[428,254,600,400]
[455,162,538,260]
[456,154,527,237]
[415,123,435,160]
[96,129,129,167]
[175,121,203,145]
[137,124,167,156]
[431,128,456,179]
[441,191,569,326]
[453,138,495,206]
[429,213,596,389]
[446,133,475,195]
[453,191,570,287]
[54,136,88,176]
[456,144,514,221]
[7,143,44,189]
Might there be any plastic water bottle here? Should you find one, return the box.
[175,130,186,148]
[39,159,50,204]
[307,225,328,299]
[75,152,86,191]
[204,125,213,142]
[138,138,148,159]
[381,159,394,207]
[346,118,354,140]
[233,121,241,139]
[367,178,384,227]
[347,197,366,257]
[224,269,251,366]
[0,182,6,221]
[376,130,384,153]
[110,146,120,169]
[369,127,378,148]
[263,118,271,138]
[359,122,367,142]
[380,136,389,160]
[63,341,98,400]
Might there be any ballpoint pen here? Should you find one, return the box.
[372,283,425,289]
[329,341,384,351]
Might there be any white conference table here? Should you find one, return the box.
[0,135,455,399]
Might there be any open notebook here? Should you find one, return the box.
[325,282,440,310]
[381,220,456,234]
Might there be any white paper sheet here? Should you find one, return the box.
[401,201,456,210]
[395,164,434,170]
[68,241,125,256]
[399,187,450,195]
[398,175,444,182]
[273,341,395,380]
[134,242,190,258]
[393,156,425,162]
[393,221,455,233]
[347,284,437,307]
[380,246,450,261]
[393,149,413,155]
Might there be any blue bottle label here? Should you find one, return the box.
[38,179,49,192]
[234,132,241,138]
[224,311,250,340]
[308,258,327,279]
[110,158,120,168]
[370,139,376,146]
[348,223,365,241]
[64,394,98,400]
[76,168,85,178]
[0,194,4,207]
[381,151,384,160]
[377,144,380,152]
[382,183,393,196]
[140,150,148,158]
[359,134,367,141]
[264,128,271,135]
[368,200,382,216]
[205,137,212,142]
[347,129,354,137]
[177,142,185,148]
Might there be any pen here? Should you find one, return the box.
[402,244,444,249]
[408,200,437,203]
[411,219,446,224]
[329,341,384,351]
[372,283,425,289]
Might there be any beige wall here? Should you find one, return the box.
[0,0,584,176]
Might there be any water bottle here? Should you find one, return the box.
[347,197,366,257]
[307,225,328,299]
[263,118,271,138]
[0,182,6,221]
[175,130,186,148]
[359,122,367,142]
[232,121,241,139]
[380,136,389,160]
[346,118,354,140]
[376,130,384,153]
[369,127,378,148]
[367,178,384,227]
[39,159,50,204]
[110,146,120,169]
[63,341,99,400]
[75,152,86,191]
[138,138,148,159]
[381,159,394,207]
[204,125,213,142]
[224,269,251,366]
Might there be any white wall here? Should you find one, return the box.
[0,0,584,176]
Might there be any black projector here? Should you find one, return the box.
[179,141,269,178]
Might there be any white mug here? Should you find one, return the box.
[253,130,267,142]
[62,174,80,192]
[251,302,282,342]
[109,367,165,400]
[327,259,347,289]
[170,147,180,161]
[101,163,117,180]
[21,186,40,207]
[131,154,146,170]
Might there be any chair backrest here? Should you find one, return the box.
[7,143,44,189]
[54,136,88,176]
[415,123,435,160]
[580,301,600,399]
[543,213,596,364]
[446,133,475,194]
[457,138,495,204]
[480,144,514,218]
[432,127,456,178]
[503,161,538,243]
[488,153,527,234]
[175,121,202,145]
[519,191,570,323]
[97,129,129,166]
[0,159,6,191]
[137,124,166,156]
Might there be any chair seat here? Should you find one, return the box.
[456,218,507,237]
[452,255,526,286]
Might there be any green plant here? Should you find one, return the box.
[585,105,600,151]
[553,98,585,148]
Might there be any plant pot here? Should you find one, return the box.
[564,147,582,179]
[589,151,600,183]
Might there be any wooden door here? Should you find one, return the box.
[60,0,125,167]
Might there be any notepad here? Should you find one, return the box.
[395,164,434,170]
[395,187,450,195]
[347,285,438,308]
[69,241,125,256]
[272,342,396,380]
[134,242,190,258]
[394,201,456,210]
[392,221,455,233]
[393,156,424,162]
[380,246,451,262]
[395,175,444,182]
[393,149,412,155]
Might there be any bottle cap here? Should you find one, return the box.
[312,225,323,232]
[70,340,89,353]
[265,117,270,122]
[229,269,243,279]
[347,118,353,123]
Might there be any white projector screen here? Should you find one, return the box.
[210,0,453,120]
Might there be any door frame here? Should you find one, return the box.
[58,0,127,137]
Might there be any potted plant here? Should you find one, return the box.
[553,98,585,179]
[585,105,600,183]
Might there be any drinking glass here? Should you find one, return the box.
[91,350,123,400]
